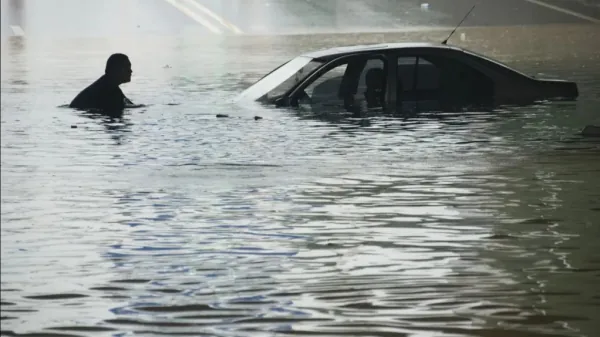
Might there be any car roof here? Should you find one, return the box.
[303,42,464,61]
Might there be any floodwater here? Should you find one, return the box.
[1,24,600,337]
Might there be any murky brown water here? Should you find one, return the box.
[1,24,600,337]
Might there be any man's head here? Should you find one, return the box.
[105,53,132,84]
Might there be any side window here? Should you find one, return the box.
[299,56,389,111]
[396,54,495,113]
[357,58,385,95]
[397,56,417,92]
[397,56,440,93]
[304,63,348,105]
[415,59,440,91]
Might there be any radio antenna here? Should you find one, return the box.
[442,4,476,45]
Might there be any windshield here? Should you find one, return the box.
[237,56,323,102]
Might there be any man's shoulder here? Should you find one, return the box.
[69,75,126,110]
[83,75,112,91]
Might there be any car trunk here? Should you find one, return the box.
[535,78,579,100]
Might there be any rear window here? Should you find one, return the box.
[463,50,533,79]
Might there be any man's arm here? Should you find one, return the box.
[120,89,145,108]
[123,96,145,108]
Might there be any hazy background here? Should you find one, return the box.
[2,0,599,336]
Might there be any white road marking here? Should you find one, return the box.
[162,0,222,33]
[185,0,243,34]
[524,0,600,23]
[10,25,25,36]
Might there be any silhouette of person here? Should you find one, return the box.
[70,53,138,111]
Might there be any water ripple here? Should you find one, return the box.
[2,28,600,337]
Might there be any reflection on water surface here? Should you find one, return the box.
[1,24,599,336]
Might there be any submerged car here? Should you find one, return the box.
[236,42,579,115]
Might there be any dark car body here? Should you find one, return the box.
[236,42,578,115]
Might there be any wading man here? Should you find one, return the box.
[70,53,139,111]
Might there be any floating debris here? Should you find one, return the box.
[70,125,78,129]
[216,114,229,118]
[254,116,263,120]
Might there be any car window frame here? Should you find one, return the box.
[288,52,393,109]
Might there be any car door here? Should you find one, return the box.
[393,53,443,114]
[288,53,395,115]
[391,49,496,114]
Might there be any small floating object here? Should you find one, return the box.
[420,3,430,10]
[254,116,263,120]
[581,125,600,137]
[216,114,229,118]
[460,33,466,41]
[70,125,78,129]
